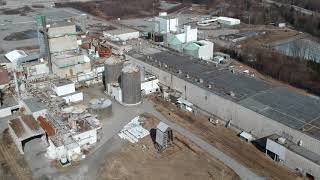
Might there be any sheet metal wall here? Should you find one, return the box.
[104,61,123,84]
[121,68,141,105]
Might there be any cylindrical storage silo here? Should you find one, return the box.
[121,64,141,105]
[104,56,123,87]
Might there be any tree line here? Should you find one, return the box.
[222,47,320,95]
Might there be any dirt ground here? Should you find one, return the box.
[150,96,303,180]
[56,0,158,20]
[98,113,239,180]
[0,129,32,180]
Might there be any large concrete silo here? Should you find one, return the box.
[121,64,141,105]
[104,56,123,88]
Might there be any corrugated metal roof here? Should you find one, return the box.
[23,97,46,113]
[37,116,55,136]
[157,121,170,132]
[5,50,27,64]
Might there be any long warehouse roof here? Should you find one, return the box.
[131,49,320,140]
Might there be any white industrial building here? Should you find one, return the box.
[52,79,83,103]
[196,16,240,26]
[154,12,178,33]
[46,136,82,162]
[62,92,83,104]
[53,79,76,96]
[141,75,159,95]
[45,111,100,163]
[104,29,140,42]
[168,25,197,44]
[217,17,241,26]
[183,40,214,60]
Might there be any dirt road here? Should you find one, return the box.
[151,96,302,180]
[98,113,239,180]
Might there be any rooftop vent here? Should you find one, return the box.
[277,137,286,144]
[229,91,235,97]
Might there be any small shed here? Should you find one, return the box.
[239,131,254,142]
[177,97,193,112]
[156,122,173,151]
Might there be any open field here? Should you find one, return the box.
[56,0,158,20]
[150,96,302,180]
[98,113,239,180]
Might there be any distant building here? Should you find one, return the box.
[167,25,197,44]
[154,12,178,34]
[217,17,240,26]
[183,40,214,60]
[103,29,139,41]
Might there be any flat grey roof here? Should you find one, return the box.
[0,96,19,109]
[53,79,74,87]
[268,134,320,165]
[131,49,320,140]
[23,97,46,113]
[106,28,138,36]
[38,9,80,21]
